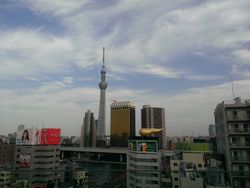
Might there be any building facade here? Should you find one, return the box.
[0,142,15,168]
[81,110,96,147]
[170,152,228,188]
[14,145,60,188]
[14,127,61,187]
[110,101,135,147]
[0,171,13,188]
[141,105,166,149]
[214,97,250,188]
[127,137,172,188]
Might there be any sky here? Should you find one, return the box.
[0,0,250,137]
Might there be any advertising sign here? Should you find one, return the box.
[33,129,41,145]
[16,127,60,145]
[16,129,33,145]
[41,128,61,145]
[129,139,158,153]
[137,140,157,152]
[16,129,41,145]
[128,140,136,151]
[17,154,31,168]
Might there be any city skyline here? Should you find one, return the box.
[0,1,250,136]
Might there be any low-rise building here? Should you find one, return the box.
[0,171,13,188]
[127,137,173,188]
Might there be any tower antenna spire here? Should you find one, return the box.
[231,76,235,100]
[102,47,105,66]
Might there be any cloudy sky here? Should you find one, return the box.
[0,0,250,136]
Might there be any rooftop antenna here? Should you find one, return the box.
[102,47,105,66]
[231,76,235,100]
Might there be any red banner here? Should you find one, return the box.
[40,128,61,145]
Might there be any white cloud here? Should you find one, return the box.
[0,29,75,79]
[23,0,87,16]
[233,49,250,64]
[1,0,250,136]
[1,78,250,136]
[186,75,225,81]
[2,0,250,79]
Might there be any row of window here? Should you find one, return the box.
[34,155,56,158]
[129,156,157,163]
[129,163,158,170]
[228,123,250,132]
[226,110,250,120]
[129,176,159,185]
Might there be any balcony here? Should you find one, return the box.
[228,129,250,135]
[231,156,250,163]
[229,142,250,148]
[231,171,250,178]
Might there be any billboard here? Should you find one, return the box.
[137,140,157,152]
[16,129,34,145]
[128,140,158,153]
[40,128,61,145]
[16,128,60,145]
[17,154,31,168]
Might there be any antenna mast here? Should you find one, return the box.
[102,47,105,66]
[231,76,235,100]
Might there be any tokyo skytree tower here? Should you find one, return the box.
[97,47,107,141]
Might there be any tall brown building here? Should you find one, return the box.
[141,105,166,149]
[110,101,135,147]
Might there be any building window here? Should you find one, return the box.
[245,137,250,146]
[244,124,249,132]
[135,179,142,183]
[234,124,239,132]
[174,177,178,181]
[232,151,239,160]
[175,186,179,188]
[247,110,250,119]
[174,163,177,166]
[198,164,202,168]
[233,111,238,119]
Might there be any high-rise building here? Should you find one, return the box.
[209,124,216,137]
[96,47,107,146]
[110,101,135,147]
[214,97,250,188]
[141,105,166,149]
[80,110,96,147]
